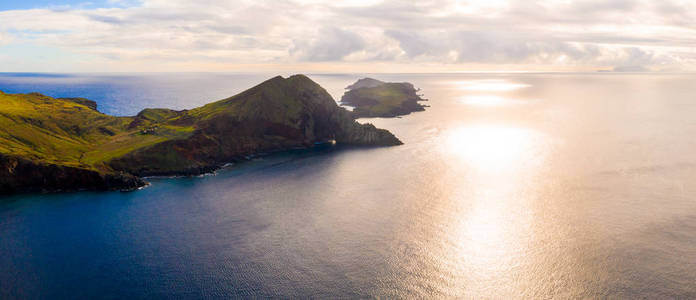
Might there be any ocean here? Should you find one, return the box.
[1,72,696,298]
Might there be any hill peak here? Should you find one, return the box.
[346,78,386,90]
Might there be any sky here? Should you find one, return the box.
[0,0,695,73]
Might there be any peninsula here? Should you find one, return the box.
[0,75,402,194]
[341,78,427,118]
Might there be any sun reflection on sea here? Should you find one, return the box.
[449,78,533,107]
[444,125,546,173]
[461,95,507,106]
[454,79,531,92]
[436,123,550,296]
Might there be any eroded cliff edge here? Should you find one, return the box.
[0,75,401,194]
[341,78,427,118]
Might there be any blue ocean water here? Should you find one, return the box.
[2,72,696,299]
[0,72,277,116]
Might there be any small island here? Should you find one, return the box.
[0,75,402,194]
[341,78,427,118]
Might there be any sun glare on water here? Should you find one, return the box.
[455,79,531,92]
[444,125,546,173]
[438,124,551,295]
[460,95,529,106]
[452,79,532,106]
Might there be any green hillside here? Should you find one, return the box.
[341,78,427,118]
[0,75,402,194]
[0,91,193,171]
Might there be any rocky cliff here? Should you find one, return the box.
[0,75,401,194]
[341,78,427,118]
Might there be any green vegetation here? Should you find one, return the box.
[0,92,194,171]
[341,78,427,118]
[0,75,402,194]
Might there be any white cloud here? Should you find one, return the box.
[291,27,366,61]
[0,0,695,71]
[0,31,12,46]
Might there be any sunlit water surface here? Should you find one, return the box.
[1,73,696,299]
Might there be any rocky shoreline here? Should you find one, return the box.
[0,153,146,195]
[341,78,428,118]
[0,75,402,195]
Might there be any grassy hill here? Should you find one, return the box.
[0,91,193,170]
[0,75,402,194]
[340,78,427,118]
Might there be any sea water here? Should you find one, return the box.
[1,72,696,298]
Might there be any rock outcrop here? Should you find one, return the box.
[0,75,401,194]
[0,154,144,194]
[341,78,427,118]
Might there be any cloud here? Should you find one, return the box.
[567,0,639,15]
[87,14,124,24]
[612,65,648,72]
[0,0,694,71]
[384,30,432,58]
[291,27,366,61]
[0,31,12,46]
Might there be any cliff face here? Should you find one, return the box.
[0,75,402,194]
[341,78,427,118]
[109,75,402,176]
[0,154,144,194]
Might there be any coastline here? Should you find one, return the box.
[0,75,406,195]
